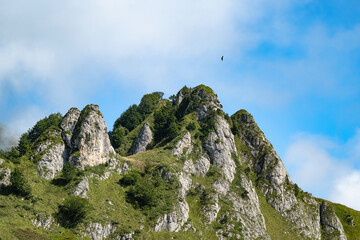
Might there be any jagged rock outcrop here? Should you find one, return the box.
[154,172,191,232]
[320,201,347,240]
[60,107,81,148]
[173,131,193,156]
[35,130,68,180]
[0,167,11,190]
[86,222,117,240]
[69,104,115,167]
[203,115,237,183]
[31,214,54,230]
[73,176,89,198]
[176,85,221,119]
[183,155,210,176]
[227,174,270,240]
[232,110,322,239]
[132,122,152,154]
[33,105,115,179]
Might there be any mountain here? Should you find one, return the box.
[0,85,359,240]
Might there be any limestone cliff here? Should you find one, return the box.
[35,129,67,180]
[60,107,81,149]
[69,104,115,167]
[35,104,115,179]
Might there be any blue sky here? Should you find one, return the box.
[1,0,360,210]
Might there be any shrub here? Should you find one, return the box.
[27,113,63,142]
[199,111,217,139]
[153,102,179,143]
[186,122,196,131]
[17,133,31,156]
[3,147,21,164]
[113,105,143,132]
[138,93,161,116]
[62,162,81,183]
[56,196,91,228]
[109,126,126,149]
[119,171,141,187]
[294,183,300,197]
[10,168,31,198]
[125,167,179,221]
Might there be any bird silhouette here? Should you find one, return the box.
[221,56,223,61]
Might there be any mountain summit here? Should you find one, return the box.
[0,85,358,239]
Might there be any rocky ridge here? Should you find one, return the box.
[0,85,354,240]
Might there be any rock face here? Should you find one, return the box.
[86,222,117,240]
[34,105,114,179]
[232,110,321,239]
[132,122,152,154]
[183,155,210,176]
[35,130,67,180]
[69,104,115,168]
[73,176,89,198]
[320,201,347,240]
[175,85,221,119]
[60,107,81,148]
[0,167,11,190]
[31,214,54,230]
[173,131,192,156]
[227,174,270,240]
[154,172,191,232]
[203,115,237,183]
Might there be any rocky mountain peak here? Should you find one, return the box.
[1,85,356,240]
[176,85,221,119]
[69,104,115,167]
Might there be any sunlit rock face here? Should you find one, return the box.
[69,104,115,168]
[133,122,152,154]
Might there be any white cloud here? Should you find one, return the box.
[0,123,18,150]
[284,133,348,196]
[330,171,360,211]
[6,105,47,137]
[0,0,303,100]
[0,0,299,134]
[284,131,360,211]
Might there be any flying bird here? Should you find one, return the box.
[221,56,223,61]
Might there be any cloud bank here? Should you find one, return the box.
[284,130,360,211]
